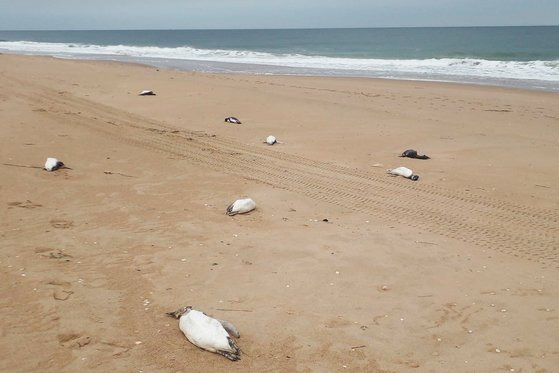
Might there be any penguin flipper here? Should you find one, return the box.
[217,318,240,338]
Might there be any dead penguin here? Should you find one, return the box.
[44,157,66,172]
[265,135,278,145]
[225,117,242,124]
[400,149,430,159]
[167,306,241,361]
[226,198,256,216]
[139,90,156,96]
[387,166,419,181]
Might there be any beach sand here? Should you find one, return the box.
[0,54,557,372]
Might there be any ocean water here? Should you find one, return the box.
[0,27,558,91]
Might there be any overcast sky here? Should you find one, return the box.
[1,0,558,30]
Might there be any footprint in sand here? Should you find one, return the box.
[98,341,131,358]
[47,280,74,301]
[7,200,42,209]
[57,333,91,348]
[323,317,352,328]
[35,247,73,262]
[50,219,74,229]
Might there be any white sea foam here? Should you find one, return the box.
[1,40,558,83]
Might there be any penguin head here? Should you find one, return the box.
[166,305,193,319]
[410,174,419,181]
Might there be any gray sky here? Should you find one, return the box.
[1,0,558,30]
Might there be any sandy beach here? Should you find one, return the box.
[0,54,557,372]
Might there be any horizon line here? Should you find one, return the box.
[1,24,558,32]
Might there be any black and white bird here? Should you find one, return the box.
[226,198,256,216]
[387,166,419,181]
[224,117,242,124]
[400,149,430,159]
[139,90,156,96]
[44,157,66,172]
[166,306,241,361]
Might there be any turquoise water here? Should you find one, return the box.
[1,27,558,90]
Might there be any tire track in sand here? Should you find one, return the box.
[4,75,558,267]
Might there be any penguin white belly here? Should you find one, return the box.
[227,198,256,215]
[266,135,277,145]
[180,310,233,352]
[389,166,413,178]
[225,117,241,124]
[44,157,63,171]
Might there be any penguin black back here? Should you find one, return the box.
[401,149,430,159]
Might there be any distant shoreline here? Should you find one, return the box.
[2,50,558,93]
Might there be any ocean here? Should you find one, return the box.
[0,27,558,91]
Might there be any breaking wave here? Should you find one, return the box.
[1,40,558,83]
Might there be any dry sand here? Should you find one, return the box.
[0,54,557,372]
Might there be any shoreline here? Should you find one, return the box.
[4,50,559,94]
[0,33,559,92]
[1,53,558,372]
